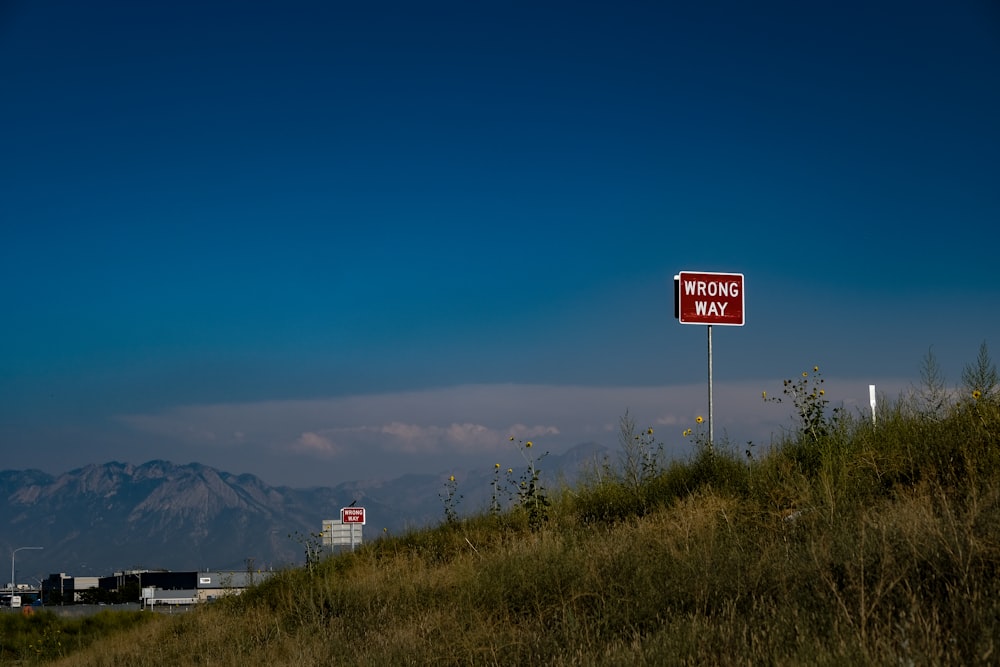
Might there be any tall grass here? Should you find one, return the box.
[8,368,1000,666]
[0,610,153,664]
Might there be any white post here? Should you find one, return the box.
[869,384,877,426]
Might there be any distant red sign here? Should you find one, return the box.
[674,271,745,326]
[341,507,366,525]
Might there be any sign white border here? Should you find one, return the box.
[674,271,745,326]
[340,506,366,525]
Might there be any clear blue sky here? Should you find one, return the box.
[2,0,998,487]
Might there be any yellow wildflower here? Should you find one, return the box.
[696,416,704,424]
[973,390,982,400]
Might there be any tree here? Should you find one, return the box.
[962,341,998,401]
[913,346,950,419]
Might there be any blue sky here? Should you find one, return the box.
[2,0,998,487]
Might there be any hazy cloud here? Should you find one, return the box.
[293,431,341,457]
[116,379,909,485]
[283,421,560,458]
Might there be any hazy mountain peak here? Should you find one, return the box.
[1,448,609,575]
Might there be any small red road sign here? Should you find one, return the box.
[341,507,366,525]
[674,271,745,326]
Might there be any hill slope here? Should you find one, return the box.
[9,390,999,666]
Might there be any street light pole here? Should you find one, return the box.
[11,546,43,592]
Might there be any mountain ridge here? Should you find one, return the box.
[1,442,610,579]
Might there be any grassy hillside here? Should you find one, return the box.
[5,358,1000,666]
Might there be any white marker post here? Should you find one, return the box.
[869,384,877,426]
[674,271,745,450]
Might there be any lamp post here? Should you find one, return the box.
[11,547,43,593]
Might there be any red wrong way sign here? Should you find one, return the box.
[674,271,745,326]
[341,506,366,525]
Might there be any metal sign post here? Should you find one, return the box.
[707,325,713,448]
[674,271,745,451]
[340,507,366,552]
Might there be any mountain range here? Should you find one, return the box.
[1,442,610,580]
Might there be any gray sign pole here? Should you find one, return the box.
[707,325,714,451]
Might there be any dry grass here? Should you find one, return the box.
[5,391,998,666]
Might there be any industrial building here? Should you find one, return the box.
[40,569,274,606]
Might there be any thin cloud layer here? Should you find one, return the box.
[115,379,908,485]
